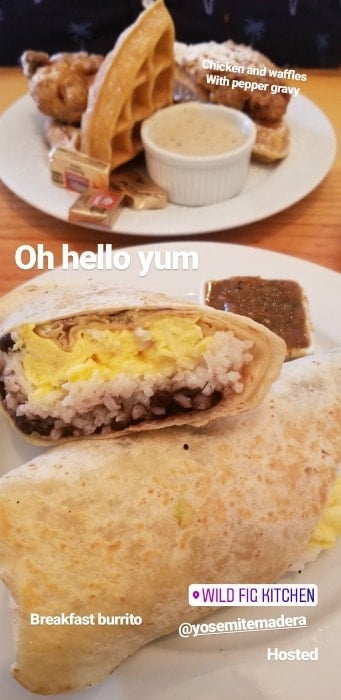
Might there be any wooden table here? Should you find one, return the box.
[0,68,340,296]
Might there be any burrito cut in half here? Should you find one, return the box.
[0,352,340,694]
[0,284,285,444]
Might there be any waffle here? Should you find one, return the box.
[252,120,290,163]
[81,0,175,170]
[174,41,291,162]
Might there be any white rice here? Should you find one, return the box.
[1,329,253,438]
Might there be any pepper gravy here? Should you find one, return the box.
[148,103,246,156]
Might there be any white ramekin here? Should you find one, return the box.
[141,102,256,207]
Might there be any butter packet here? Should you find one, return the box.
[49,147,111,193]
[110,166,167,209]
[69,189,123,228]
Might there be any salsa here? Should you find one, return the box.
[205,276,312,358]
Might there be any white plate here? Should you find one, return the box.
[0,95,336,236]
[1,242,340,700]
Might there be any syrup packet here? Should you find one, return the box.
[69,189,123,228]
[110,166,167,209]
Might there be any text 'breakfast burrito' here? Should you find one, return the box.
[0,284,285,444]
[0,353,340,694]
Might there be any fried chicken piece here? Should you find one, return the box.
[21,50,51,78]
[21,50,104,124]
[195,68,289,123]
[43,117,81,150]
[174,41,290,124]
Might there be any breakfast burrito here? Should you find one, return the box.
[0,352,339,694]
[0,283,285,444]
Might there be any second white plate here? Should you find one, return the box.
[0,242,340,700]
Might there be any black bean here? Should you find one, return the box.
[12,385,223,439]
[61,425,75,438]
[111,413,131,431]
[14,416,36,435]
[0,333,14,352]
[150,391,172,410]
[14,415,55,436]
[211,391,222,407]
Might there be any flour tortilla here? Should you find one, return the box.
[0,283,285,444]
[0,352,339,694]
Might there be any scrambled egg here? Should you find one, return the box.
[18,316,212,398]
[309,477,341,551]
